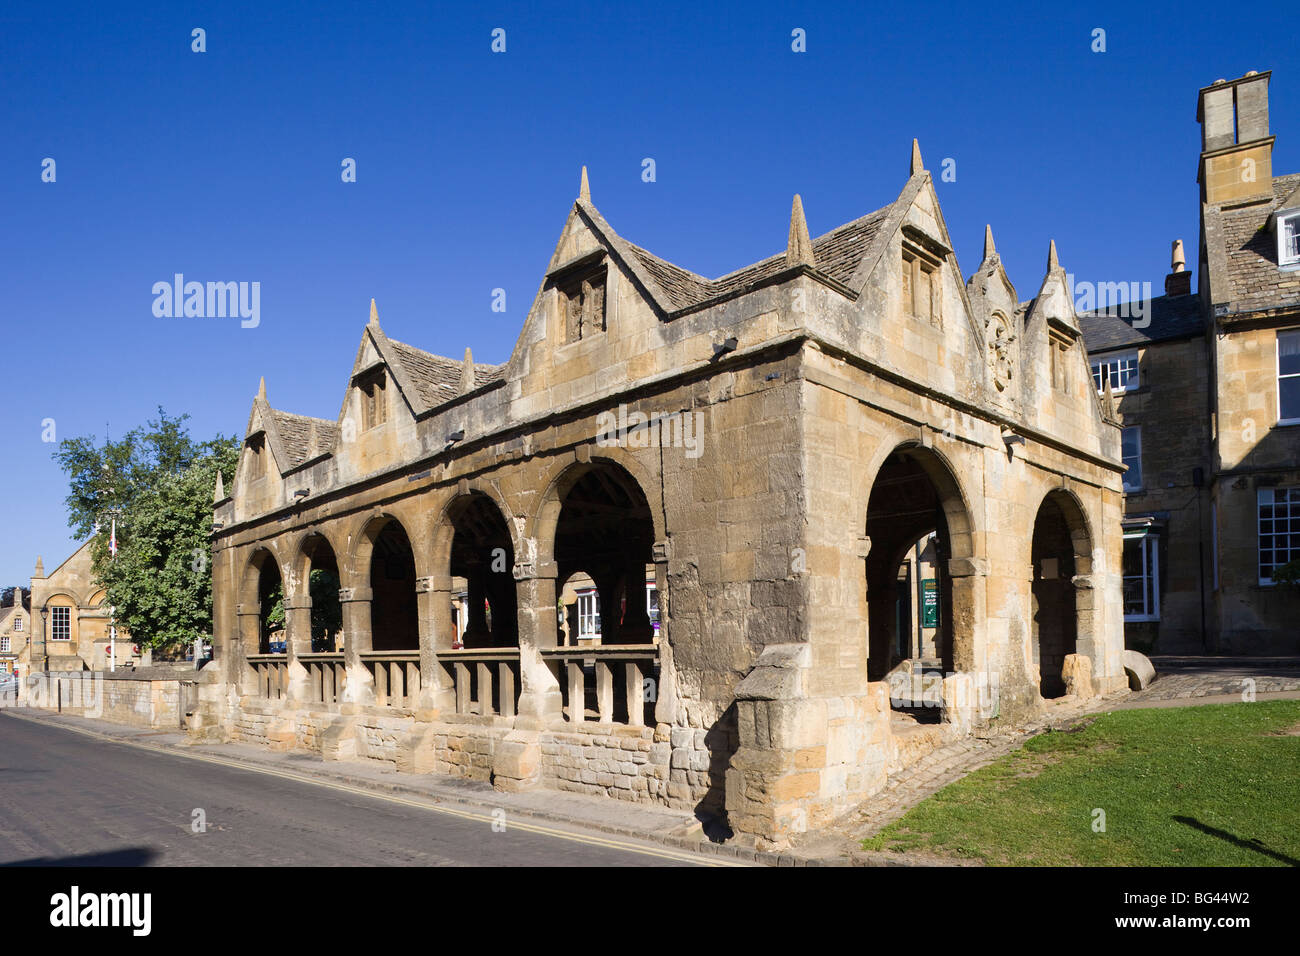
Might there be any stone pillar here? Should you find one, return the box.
[945,557,987,676]
[650,540,678,726]
[338,586,374,705]
[514,562,562,723]
[284,594,312,702]
[235,604,261,695]
[414,575,455,715]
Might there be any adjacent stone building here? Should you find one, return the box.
[1081,69,1300,654]
[0,589,30,679]
[199,147,1128,846]
[27,542,138,671]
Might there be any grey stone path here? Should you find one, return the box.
[1120,655,1300,702]
[848,696,1124,843]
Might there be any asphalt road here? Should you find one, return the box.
[0,713,705,867]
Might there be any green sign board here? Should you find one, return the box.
[921,578,939,628]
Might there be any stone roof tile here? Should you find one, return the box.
[1206,173,1300,316]
[623,205,891,313]
[267,409,337,469]
[387,339,505,409]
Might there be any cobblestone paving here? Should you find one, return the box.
[848,694,1124,842]
[1123,656,1300,701]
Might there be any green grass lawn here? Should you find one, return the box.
[861,700,1300,865]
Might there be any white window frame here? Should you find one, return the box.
[50,606,71,641]
[646,583,660,632]
[576,590,601,642]
[1258,487,1300,586]
[0,636,9,653]
[12,615,21,632]
[1122,426,1143,492]
[1122,531,1160,621]
[1092,349,1140,394]
[1278,328,1300,425]
[1280,211,1300,267]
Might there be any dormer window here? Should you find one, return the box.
[900,233,943,328]
[359,371,387,430]
[1280,211,1300,267]
[559,268,607,344]
[246,434,267,479]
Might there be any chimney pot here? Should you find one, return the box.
[1166,239,1192,296]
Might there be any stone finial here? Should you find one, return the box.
[1103,375,1118,420]
[1171,239,1186,273]
[33,556,44,577]
[910,138,924,175]
[579,166,590,203]
[257,376,266,401]
[983,224,997,261]
[369,298,379,325]
[1047,239,1060,273]
[786,194,816,268]
[460,347,475,393]
[213,470,225,503]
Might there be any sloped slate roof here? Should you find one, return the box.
[267,409,337,469]
[1079,294,1205,353]
[1205,173,1300,315]
[623,205,892,313]
[387,339,505,409]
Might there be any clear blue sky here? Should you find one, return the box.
[1,0,1295,585]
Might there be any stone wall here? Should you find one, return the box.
[25,670,190,729]
[1111,336,1212,653]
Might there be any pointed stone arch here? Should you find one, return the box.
[432,489,519,648]
[349,514,421,653]
[862,441,978,688]
[1030,487,1096,699]
[238,547,286,655]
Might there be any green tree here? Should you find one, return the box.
[53,409,239,650]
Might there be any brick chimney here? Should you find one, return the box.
[1197,71,1274,205]
[1165,238,1192,296]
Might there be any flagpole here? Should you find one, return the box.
[109,518,116,672]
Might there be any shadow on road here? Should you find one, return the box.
[3,847,157,867]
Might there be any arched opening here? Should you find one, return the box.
[864,447,971,717]
[250,552,284,655]
[298,534,342,652]
[553,463,656,647]
[368,519,419,652]
[1031,492,1089,699]
[548,461,658,724]
[446,493,517,648]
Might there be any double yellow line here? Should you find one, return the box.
[1,711,741,866]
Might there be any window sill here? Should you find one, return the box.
[1124,616,1160,623]
[1273,419,1300,429]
